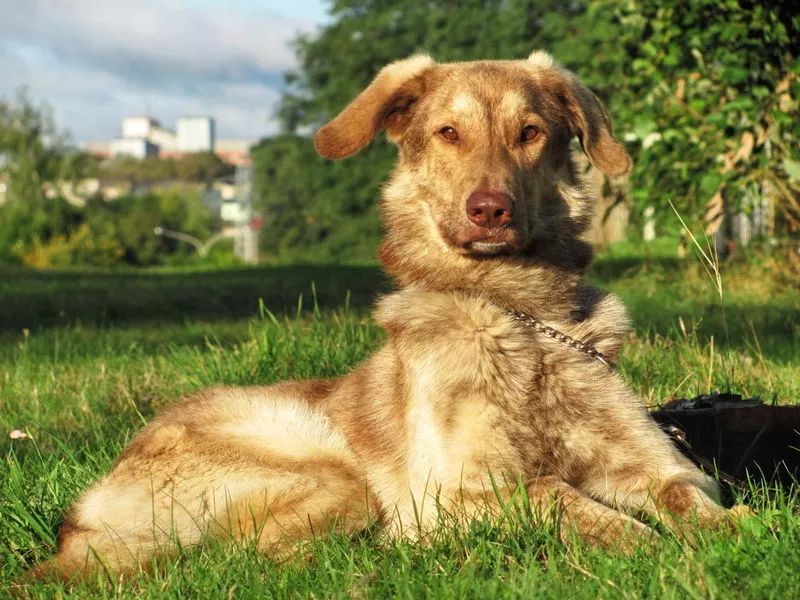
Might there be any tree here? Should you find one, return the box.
[0,89,88,261]
[604,0,799,238]
[174,152,234,185]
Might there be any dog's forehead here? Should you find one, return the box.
[431,61,560,115]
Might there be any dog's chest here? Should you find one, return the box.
[404,378,518,488]
[400,331,531,487]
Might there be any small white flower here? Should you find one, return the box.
[9,429,29,439]
[642,132,663,149]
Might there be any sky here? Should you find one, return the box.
[0,0,330,143]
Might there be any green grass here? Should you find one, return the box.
[1,241,799,598]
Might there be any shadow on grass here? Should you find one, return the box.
[1,265,390,332]
[2,255,795,360]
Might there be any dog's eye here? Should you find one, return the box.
[521,125,539,143]
[439,126,459,143]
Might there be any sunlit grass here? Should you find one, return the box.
[1,243,798,597]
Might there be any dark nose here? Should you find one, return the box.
[466,190,514,228]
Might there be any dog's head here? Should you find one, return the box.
[314,51,630,260]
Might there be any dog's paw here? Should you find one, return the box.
[727,504,755,520]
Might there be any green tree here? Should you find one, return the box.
[99,152,234,185]
[0,89,87,261]
[174,152,234,185]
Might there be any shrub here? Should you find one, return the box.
[20,224,124,269]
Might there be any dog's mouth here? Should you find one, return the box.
[460,227,523,257]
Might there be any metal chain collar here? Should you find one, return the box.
[506,310,614,369]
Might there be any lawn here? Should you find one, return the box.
[1,240,799,598]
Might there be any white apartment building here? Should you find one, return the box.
[176,117,215,153]
[109,137,159,159]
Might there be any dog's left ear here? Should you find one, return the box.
[564,78,631,176]
[528,51,631,176]
[315,55,435,159]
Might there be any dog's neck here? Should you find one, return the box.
[379,242,585,323]
[379,226,597,326]
[378,169,596,324]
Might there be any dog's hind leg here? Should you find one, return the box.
[21,385,374,584]
[23,455,373,584]
[213,459,376,560]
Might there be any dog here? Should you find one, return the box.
[24,51,749,582]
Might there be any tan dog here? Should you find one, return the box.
[26,51,745,582]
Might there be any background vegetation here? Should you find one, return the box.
[253,0,798,260]
[0,92,228,268]
[2,1,797,264]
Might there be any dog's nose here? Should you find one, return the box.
[466,190,514,228]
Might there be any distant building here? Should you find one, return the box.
[110,137,159,159]
[81,115,253,165]
[82,140,113,157]
[149,125,178,152]
[177,117,215,153]
[214,139,253,166]
[121,116,177,152]
[122,116,158,139]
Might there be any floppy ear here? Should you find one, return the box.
[561,74,631,177]
[528,51,631,176]
[314,55,435,159]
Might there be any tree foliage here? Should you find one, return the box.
[609,0,799,232]
[0,91,227,266]
[0,89,92,260]
[253,0,798,261]
[95,152,235,185]
[16,189,215,268]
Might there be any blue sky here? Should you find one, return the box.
[0,0,330,142]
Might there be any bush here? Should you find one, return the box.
[20,224,124,269]
[83,187,215,266]
[2,187,218,268]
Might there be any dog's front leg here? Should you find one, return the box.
[524,475,657,553]
[380,475,657,554]
[606,471,752,542]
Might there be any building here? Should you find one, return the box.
[214,139,253,166]
[148,125,177,151]
[120,117,177,153]
[82,140,113,157]
[80,115,253,164]
[177,117,215,153]
[121,116,158,139]
[109,137,159,159]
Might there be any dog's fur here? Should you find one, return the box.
[26,52,747,582]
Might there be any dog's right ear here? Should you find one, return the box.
[314,55,434,159]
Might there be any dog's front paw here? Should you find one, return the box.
[727,504,756,520]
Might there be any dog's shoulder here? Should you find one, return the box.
[569,285,631,362]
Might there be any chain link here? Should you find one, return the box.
[506,310,614,369]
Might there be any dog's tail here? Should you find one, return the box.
[22,542,112,583]
[12,553,87,595]
[16,522,133,587]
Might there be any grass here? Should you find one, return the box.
[1,238,799,598]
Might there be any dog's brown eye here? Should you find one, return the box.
[439,126,459,143]
[521,125,539,143]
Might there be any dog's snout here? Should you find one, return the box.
[466,191,514,229]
